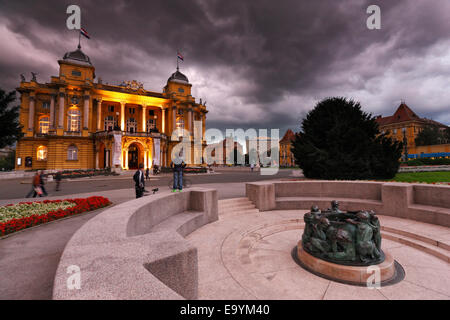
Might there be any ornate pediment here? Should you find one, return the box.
[119,80,144,91]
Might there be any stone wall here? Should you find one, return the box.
[52,188,218,300]
[246,181,450,227]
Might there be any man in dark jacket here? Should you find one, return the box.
[133,163,145,198]
[170,159,186,192]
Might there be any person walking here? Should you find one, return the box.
[133,163,145,199]
[26,171,41,198]
[39,170,48,196]
[170,158,186,192]
[145,167,150,180]
[55,171,62,191]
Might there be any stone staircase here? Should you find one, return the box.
[218,197,259,218]
[381,226,450,263]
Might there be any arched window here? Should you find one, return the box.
[176,117,185,137]
[39,116,50,134]
[37,146,47,161]
[67,145,78,160]
[68,108,81,132]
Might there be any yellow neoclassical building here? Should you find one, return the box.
[15,45,208,171]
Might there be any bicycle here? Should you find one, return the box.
[168,176,192,189]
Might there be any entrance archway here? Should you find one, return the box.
[128,143,140,169]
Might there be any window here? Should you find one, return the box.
[37,146,47,161]
[178,88,184,93]
[127,118,137,133]
[176,117,184,137]
[42,102,50,109]
[108,105,115,112]
[129,108,135,114]
[67,108,81,132]
[147,119,156,132]
[72,70,82,77]
[39,116,50,134]
[67,145,78,160]
[148,110,155,116]
[178,109,184,115]
[104,116,115,131]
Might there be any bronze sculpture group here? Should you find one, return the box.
[301,201,383,265]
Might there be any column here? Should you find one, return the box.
[49,94,56,129]
[95,148,99,169]
[162,108,166,133]
[124,149,128,170]
[172,105,177,135]
[97,99,102,131]
[28,95,35,131]
[188,107,193,135]
[120,102,125,131]
[144,150,148,168]
[83,94,90,130]
[142,105,147,132]
[58,92,65,129]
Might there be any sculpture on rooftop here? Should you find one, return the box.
[301,201,383,266]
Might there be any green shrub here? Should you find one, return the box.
[292,97,403,180]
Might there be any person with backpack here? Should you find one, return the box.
[170,158,186,192]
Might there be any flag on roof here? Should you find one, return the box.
[80,28,90,39]
[177,51,184,61]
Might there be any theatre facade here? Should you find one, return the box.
[15,45,208,171]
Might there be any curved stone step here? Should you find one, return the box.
[381,226,450,251]
[381,230,450,263]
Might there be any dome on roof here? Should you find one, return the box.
[62,45,92,66]
[167,69,189,84]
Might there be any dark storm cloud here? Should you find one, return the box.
[0,0,449,137]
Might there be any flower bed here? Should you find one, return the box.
[0,196,111,237]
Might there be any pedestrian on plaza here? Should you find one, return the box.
[170,156,186,192]
[55,171,62,191]
[145,167,150,180]
[39,170,48,196]
[26,171,41,198]
[250,163,254,172]
[133,163,146,199]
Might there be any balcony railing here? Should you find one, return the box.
[93,130,164,139]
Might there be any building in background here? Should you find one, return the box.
[279,129,296,167]
[375,102,449,157]
[15,45,208,171]
[208,137,244,165]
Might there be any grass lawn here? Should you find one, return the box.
[391,171,450,183]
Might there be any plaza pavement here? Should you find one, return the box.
[0,182,248,299]
[187,207,450,300]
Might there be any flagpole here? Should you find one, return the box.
[177,51,179,71]
[78,30,81,49]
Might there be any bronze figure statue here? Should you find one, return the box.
[301,201,384,266]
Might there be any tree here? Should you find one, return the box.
[415,125,445,146]
[291,97,403,180]
[0,88,23,148]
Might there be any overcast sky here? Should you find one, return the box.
[0,0,449,139]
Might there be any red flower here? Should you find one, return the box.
[0,196,111,236]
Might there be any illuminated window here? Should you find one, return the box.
[67,145,78,160]
[39,116,50,134]
[68,108,81,132]
[176,117,184,137]
[37,146,47,161]
[127,118,137,133]
[104,116,115,131]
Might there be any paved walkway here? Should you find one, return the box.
[187,207,450,300]
[0,182,245,299]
